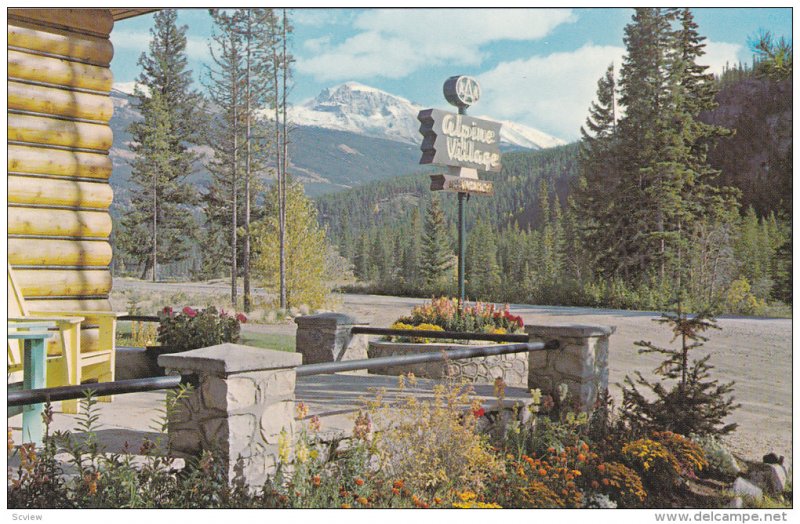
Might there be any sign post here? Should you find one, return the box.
[417,76,501,304]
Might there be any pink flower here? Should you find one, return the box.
[236,313,247,324]
[163,306,173,317]
[220,308,227,317]
[183,306,197,318]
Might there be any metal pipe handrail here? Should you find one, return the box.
[296,340,558,377]
[350,326,530,343]
[7,375,188,408]
[118,315,160,322]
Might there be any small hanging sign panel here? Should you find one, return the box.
[429,174,494,196]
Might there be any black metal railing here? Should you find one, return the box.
[350,326,530,343]
[296,340,557,377]
[8,329,560,407]
[7,375,193,408]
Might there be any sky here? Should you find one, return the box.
[109,6,793,142]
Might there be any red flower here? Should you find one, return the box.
[162,306,173,317]
[236,312,248,324]
[183,306,197,318]
[472,407,485,418]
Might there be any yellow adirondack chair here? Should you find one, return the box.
[8,265,121,413]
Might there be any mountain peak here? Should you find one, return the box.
[294,82,565,149]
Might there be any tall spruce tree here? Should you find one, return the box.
[119,10,204,281]
[420,197,453,289]
[578,8,736,293]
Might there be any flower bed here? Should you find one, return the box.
[367,298,528,387]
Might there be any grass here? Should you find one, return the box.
[239,332,296,353]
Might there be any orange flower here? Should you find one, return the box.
[392,488,400,495]
[598,464,606,473]
[591,480,600,489]
[538,468,547,476]
[355,478,365,486]
[358,497,368,505]
[434,497,442,505]
[341,503,352,509]
[393,479,404,489]
[312,475,321,487]
[577,453,586,462]
[581,442,589,452]
[602,478,610,486]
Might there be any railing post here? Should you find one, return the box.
[294,313,369,371]
[525,324,614,413]
[159,343,301,489]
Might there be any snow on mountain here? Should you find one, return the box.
[289,81,566,150]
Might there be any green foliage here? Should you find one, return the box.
[116,10,206,280]
[252,179,331,309]
[621,307,740,437]
[750,30,792,81]
[157,305,243,352]
[420,196,454,289]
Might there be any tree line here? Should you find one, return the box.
[322,8,791,313]
[115,9,330,311]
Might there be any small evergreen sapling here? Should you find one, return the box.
[621,307,739,437]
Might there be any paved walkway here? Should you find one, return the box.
[8,372,530,459]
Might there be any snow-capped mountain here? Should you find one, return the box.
[290,82,566,150]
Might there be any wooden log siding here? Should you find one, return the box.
[8,9,116,311]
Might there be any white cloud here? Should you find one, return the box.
[477,39,743,141]
[293,9,354,28]
[477,44,625,141]
[297,8,575,81]
[111,30,209,60]
[700,41,743,76]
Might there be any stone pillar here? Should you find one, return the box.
[158,343,301,489]
[294,313,369,369]
[525,324,614,412]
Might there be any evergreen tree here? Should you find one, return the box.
[420,197,453,289]
[118,10,204,281]
[466,218,501,299]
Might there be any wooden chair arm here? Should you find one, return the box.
[11,315,84,324]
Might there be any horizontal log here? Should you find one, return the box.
[13,269,112,297]
[8,9,114,37]
[8,21,113,64]
[8,238,112,267]
[8,81,113,121]
[9,49,112,92]
[25,298,113,314]
[9,175,113,208]
[8,144,112,179]
[9,113,113,151]
[9,207,112,238]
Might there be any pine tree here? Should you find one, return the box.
[420,197,453,289]
[466,218,500,299]
[118,10,204,281]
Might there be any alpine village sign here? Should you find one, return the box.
[417,76,502,301]
[418,75,501,196]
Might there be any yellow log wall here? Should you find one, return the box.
[8,9,115,312]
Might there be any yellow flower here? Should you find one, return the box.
[277,429,291,464]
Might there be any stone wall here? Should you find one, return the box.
[367,341,528,387]
[294,313,368,371]
[525,324,614,412]
[159,343,301,489]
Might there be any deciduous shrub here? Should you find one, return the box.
[157,305,245,352]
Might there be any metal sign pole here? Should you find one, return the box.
[457,105,467,304]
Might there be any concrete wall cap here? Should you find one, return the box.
[158,343,302,375]
[294,312,367,326]
[525,324,616,338]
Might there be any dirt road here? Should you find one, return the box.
[112,281,793,466]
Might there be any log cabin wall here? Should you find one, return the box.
[8,9,115,314]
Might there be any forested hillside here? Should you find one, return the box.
[317,13,792,313]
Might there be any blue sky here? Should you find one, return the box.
[110,7,793,141]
